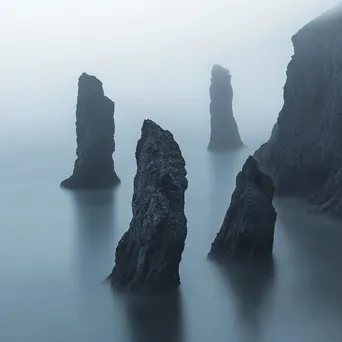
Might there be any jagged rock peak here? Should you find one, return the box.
[208,64,243,151]
[211,64,231,79]
[108,119,188,293]
[209,156,277,259]
[61,73,119,189]
[78,73,104,98]
[254,4,342,217]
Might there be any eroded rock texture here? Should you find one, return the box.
[208,64,243,151]
[254,5,342,217]
[209,156,277,259]
[61,73,119,189]
[108,119,188,293]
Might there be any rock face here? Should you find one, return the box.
[208,64,243,151]
[209,156,277,259]
[108,119,188,293]
[61,73,119,189]
[254,5,342,217]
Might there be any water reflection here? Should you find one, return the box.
[70,189,117,285]
[212,257,275,342]
[122,290,185,342]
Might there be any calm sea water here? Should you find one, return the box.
[1,99,342,342]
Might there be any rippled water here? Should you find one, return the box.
[1,100,342,342]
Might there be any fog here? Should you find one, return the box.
[1,1,342,341]
[0,0,339,142]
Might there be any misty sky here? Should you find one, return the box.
[0,0,340,143]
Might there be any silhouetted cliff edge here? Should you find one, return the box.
[254,4,342,217]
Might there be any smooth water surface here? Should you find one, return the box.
[1,100,342,342]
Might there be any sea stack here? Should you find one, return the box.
[61,73,119,188]
[209,156,277,259]
[254,4,342,217]
[208,64,243,151]
[108,119,188,293]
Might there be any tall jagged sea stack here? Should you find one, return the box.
[254,4,342,217]
[209,156,277,259]
[61,73,119,189]
[108,119,188,293]
[208,64,243,151]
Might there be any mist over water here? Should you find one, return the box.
[1,101,342,342]
[1,1,342,341]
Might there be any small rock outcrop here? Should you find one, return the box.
[108,119,188,293]
[61,73,119,189]
[208,64,243,151]
[254,4,342,217]
[209,156,277,259]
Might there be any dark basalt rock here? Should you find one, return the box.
[209,156,277,259]
[254,4,342,217]
[61,73,119,189]
[208,64,243,151]
[108,119,188,293]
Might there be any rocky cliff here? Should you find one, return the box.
[61,73,119,188]
[254,5,342,217]
[108,119,188,293]
[209,156,276,259]
[208,64,243,151]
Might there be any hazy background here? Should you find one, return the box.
[1,1,342,341]
[0,0,340,144]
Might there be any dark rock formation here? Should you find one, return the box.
[108,119,188,293]
[208,64,243,151]
[254,4,342,217]
[61,73,119,189]
[209,156,277,259]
